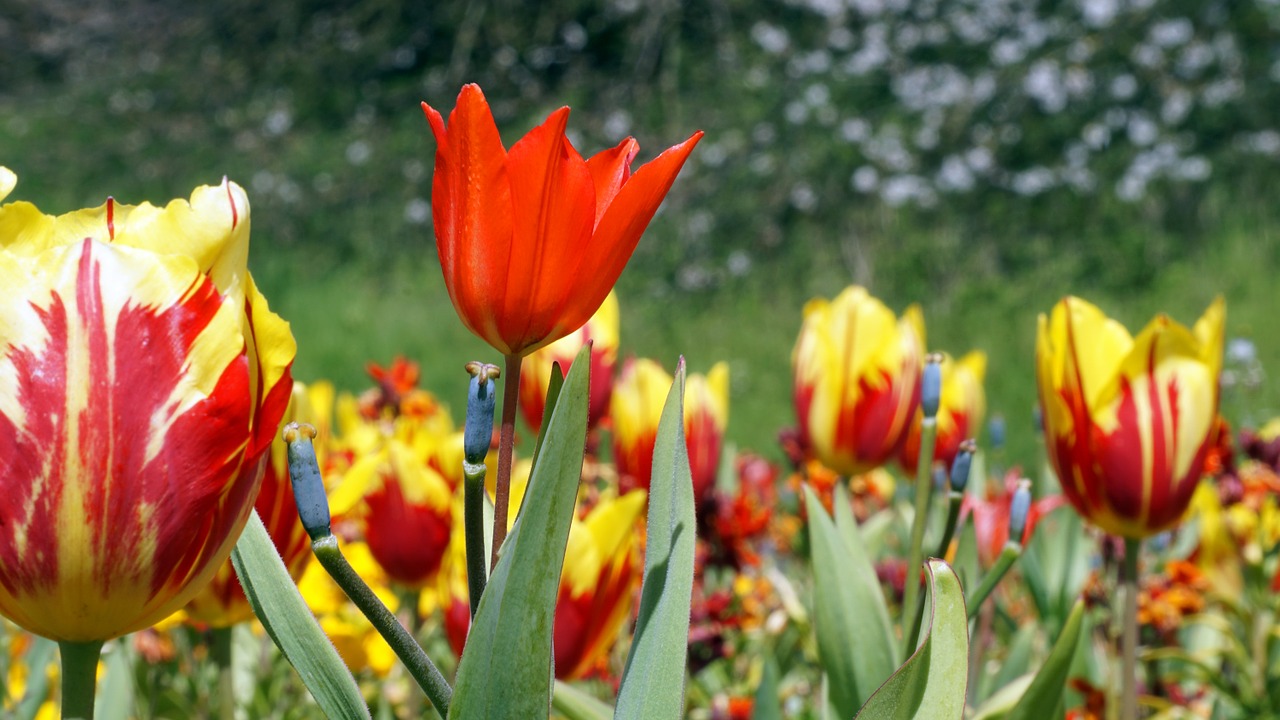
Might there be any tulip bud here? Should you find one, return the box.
[464,362,499,466]
[285,422,331,542]
[921,353,943,419]
[988,414,1006,451]
[949,440,976,493]
[1008,480,1033,545]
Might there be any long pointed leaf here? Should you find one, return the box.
[615,360,696,720]
[448,344,592,719]
[1005,600,1087,720]
[232,509,371,720]
[855,559,969,720]
[804,486,899,716]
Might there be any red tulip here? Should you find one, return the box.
[422,84,702,357]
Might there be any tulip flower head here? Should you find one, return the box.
[899,351,987,475]
[0,170,296,641]
[1036,296,1225,539]
[422,84,702,357]
[519,290,619,433]
[685,361,730,505]
[792,286,925,476]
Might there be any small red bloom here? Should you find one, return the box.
[422,84,702,357]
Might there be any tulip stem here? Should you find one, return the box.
[934,490,964,561]
[463,460,488,617]
[1121,537,1141,720]
[211,627,235,720]
[965,543,1022,621]
[312,534,452,717]
[491,352,522,571]
[903,416,937,654]
[58,639,103,720]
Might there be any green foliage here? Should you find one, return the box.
[231,511,371,720]
[1003,600,1088,720]
[448,344,592,718]
[615,361,697,719]
[854,560,969,720]
[803,485,899,717]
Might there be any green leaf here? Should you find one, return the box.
[551,680,614,720]
[1004,600,1088,720]
[986,623,1037,701]
[751,658,784,720]
[232,509,371,720]
[615,360,697,720]
[854,559,969,720]
[95,641,134,720]
[804,485,899,717]
[971,675,1034,720]
[448,344,592,719]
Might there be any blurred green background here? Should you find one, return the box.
[2,0,1277,468]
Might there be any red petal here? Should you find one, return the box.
[585,138,640,228]
[424,85,515,351]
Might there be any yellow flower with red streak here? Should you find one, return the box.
[899,351,986,475]
[792,286,924,476]
[442,461,645,680]
[611,359,729,504]
[519,290,619,434]
[1036,296,1225,538]
[0,170,295,641]
[685,362,730,504]
[183,382,316,627]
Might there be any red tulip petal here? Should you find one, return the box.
[585,137,640,228]
[503,107,597,353]
[423,85,515,350]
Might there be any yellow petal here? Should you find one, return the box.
[0,167,14,202]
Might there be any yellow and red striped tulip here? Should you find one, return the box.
[611,358,672,495]
[328,413,456,588]
[685,362,730,504]
[899,351,987,475]
[1036,296,1225,539]
[792,286,925,476]
[0,170,295,642]
[519,290,619,434]
[422,84,701,357]
[184,382,316,627]
[442,462,645,680]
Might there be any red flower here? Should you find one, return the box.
[422,84,702,357]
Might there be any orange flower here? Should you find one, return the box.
[792,286,924,475]
[422,84,702,357]
[1036,296,1225,538]
[518,290,619,433]
[899,351,986,475]
[0,170,295,641]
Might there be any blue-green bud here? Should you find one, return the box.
[1008,480,1033,544]
[921,354,943,419]
[949,440,975,492]
[464,361,499,465]
[284,423,331,541]
[988,414,1006,451]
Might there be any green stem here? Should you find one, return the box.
[463,459,488,617]
[965,543,1022,621]
[1121,537,1141,720]
[903,417,937,653]
[58,640,104,720]
[313,534,452,716]
[491,353,522,571]
[211,627,235,720]
[934,490,964,561]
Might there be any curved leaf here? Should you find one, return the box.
[551,680,613,720]
[1005,599,1088,720]
[752,658,784,720]
[448,344,592,719]
[804,485,899,716]
[232,510,371,720]
[615,360,696,719]
[855,559,969,720]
